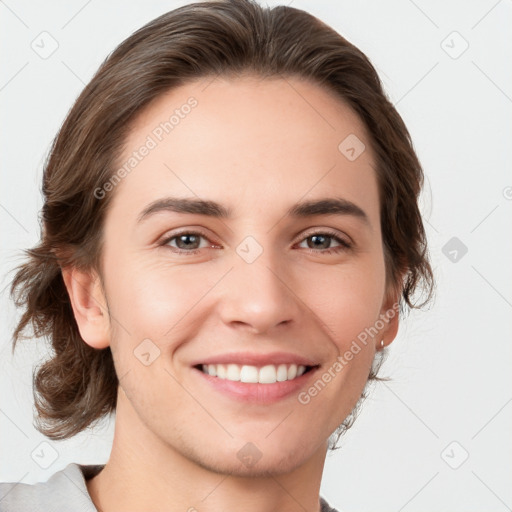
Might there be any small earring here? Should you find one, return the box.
[380,339,384,349]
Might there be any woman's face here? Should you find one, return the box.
[91,76,399,475]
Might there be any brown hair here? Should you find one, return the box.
[9,0,435,445]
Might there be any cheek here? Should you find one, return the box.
[104,258,211,406]
[106,255,222,346]
[293,263,383,418]
[298,256,386,346]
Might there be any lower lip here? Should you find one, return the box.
[192,366,319,404]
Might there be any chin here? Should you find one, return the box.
[174,432,320,477]
[196,447,313,477]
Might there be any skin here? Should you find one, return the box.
[62,75,400,512]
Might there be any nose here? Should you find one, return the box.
[217,249,302,335]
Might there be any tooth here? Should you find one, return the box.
[259,365,277,384]
[240,365,259,383]
[276,364,288,382]
[203,363,310,383]
[216,364,227,379]
[226,364,241,381]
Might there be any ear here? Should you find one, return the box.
[377,283,401,349]
[61,266,110,349]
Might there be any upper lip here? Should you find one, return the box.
[191,351,319,367]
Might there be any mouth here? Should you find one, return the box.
[189,351,321,404]
[193,363,317,384]
[191,361,320,404]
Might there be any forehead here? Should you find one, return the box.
[107,75,379,225]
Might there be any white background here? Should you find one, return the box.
[1,1,511,511]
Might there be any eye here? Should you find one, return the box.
[159,230,214,254]
[296,230,352,255]
[159,229,353,256]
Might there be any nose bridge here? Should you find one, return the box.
[218,239,300,333]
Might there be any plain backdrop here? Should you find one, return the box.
[1,1,511,511]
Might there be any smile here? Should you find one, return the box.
[198,363,313,384]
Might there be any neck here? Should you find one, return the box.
[86,388,328,512]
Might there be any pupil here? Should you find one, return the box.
[177,234,199,249]
[310,235,329,249]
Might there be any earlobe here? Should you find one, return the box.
[378,286,401,349]
[61,266,110,349]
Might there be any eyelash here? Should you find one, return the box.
[158,229,353,256]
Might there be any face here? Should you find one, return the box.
[72,75,399,476]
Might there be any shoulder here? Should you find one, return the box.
[1,467,337,512]
[0,463,104,511]
[320,496,341,512]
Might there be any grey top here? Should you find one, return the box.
[0,463,339,511]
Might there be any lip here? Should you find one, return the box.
[190,351,318,367]
[191,364,320,404]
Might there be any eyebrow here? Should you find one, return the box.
[136,196,371,229]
